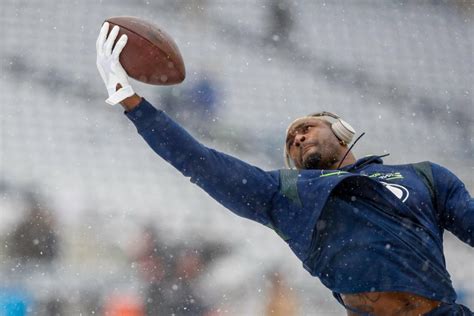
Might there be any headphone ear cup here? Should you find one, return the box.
[331,119,355,144]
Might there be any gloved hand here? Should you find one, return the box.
[96,22,135,105]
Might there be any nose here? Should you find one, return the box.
[294,134,306,147]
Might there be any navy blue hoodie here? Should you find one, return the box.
[126,99,473,304]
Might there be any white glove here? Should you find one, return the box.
[96,22,135,105]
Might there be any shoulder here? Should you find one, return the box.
[406,162,466,194]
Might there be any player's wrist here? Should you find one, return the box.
[120,94,142,112]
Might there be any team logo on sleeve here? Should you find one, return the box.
[381,182,409,202]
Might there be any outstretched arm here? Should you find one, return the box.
[124,97,280,224]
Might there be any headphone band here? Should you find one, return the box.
[309,111,341,120]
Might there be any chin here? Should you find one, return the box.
[303,151,339,170]
[302,153,323,169]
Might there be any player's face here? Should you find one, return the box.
[286,118,345,169]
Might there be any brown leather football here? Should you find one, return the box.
[105,16,186,85]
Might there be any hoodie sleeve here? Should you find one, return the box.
[125,98,280,225]
[431,162,473,247]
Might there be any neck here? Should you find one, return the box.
[332,151,356,169]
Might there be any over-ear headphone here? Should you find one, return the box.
[309,111,355,145]
[284,111,356,168]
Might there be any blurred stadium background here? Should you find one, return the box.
[0,0,473,315]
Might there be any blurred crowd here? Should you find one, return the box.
[0,182,300,316]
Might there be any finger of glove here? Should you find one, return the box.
[96,22,109,55]
[105,25,120,57]
[112,34,128,59]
